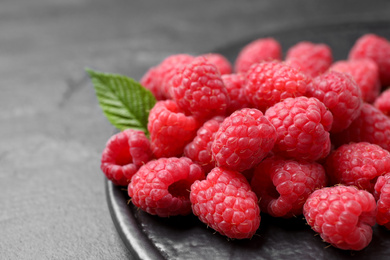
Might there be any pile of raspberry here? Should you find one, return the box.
[100,34,390,251]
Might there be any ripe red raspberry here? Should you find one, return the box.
[140,54,195,100]
[325,142,390,193]
[374,173,390,229]
[158,54,195,99]
[201,53,232,75]
[221,73,249,115]
[250,156,327,218]
[190,167,260,239]
[374,88,390,116]
[306,70,362,133]
[140,66,166,100]
[285,41,333,78]
[303,185,377,251]
[212,108,276,172]
[244,61,310,112]
[265,96,333,161]
[148,100,199,158]
[128,157,205,217]
[235,37,282,73]
[330,58,381,103]
[331,103,390,151]
[171,57,229,120]
[184,116,225,173]
[349,33,390,86]
[101,129,152,186]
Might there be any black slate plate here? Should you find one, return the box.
[107,21,390,260]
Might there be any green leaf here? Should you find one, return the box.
[86,68,156,134]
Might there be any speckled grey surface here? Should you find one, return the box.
[2,0,390,259]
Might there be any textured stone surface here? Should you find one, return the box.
[1,0,390,259]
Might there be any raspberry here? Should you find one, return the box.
[184,116,225,173]
[306,70,362,133]
[244,61,310,112]
[171,57,230,120]
[221,73,249,115]
[285,41,333,78]
[330,58,381,103]
[373,173,390,229]
[159,54,196,99]
[325,142,390,193]
[140,54,195,100]
[190,167,260,239]
[349,33,390,86]
[100,129,152,186]
[128,157,205,217]
[303,185,377,251]
[374,88,390,116]
[331,103,390,151]
[265,96,333,161]
[140,66,166,100]
[201,53,232,75]
[212,108,276,172]
[148,100,199,158]
[250,155,327,218]
[235,37,282,73]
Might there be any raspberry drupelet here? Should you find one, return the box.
[184,116,225,173]
[285,41,333,78]
[128,157,205,217]
[330,58,381,103]
[100,129,152,186]
[349,33,390,87]
[148,100,199,158]
[303,185,377,251]
[171,56,230,121]
[374,173,390,229]
[250,155,327,218]
[306,70,362,133]
[235,37,282,74]
[244,61,311,112]
[265,96,333,162]
[325,142,390,193]
[212,108,277,172]
[190,167,261,239]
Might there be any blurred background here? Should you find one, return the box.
[1,0,390,259]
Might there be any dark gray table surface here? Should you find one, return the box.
[2,0,390,259]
